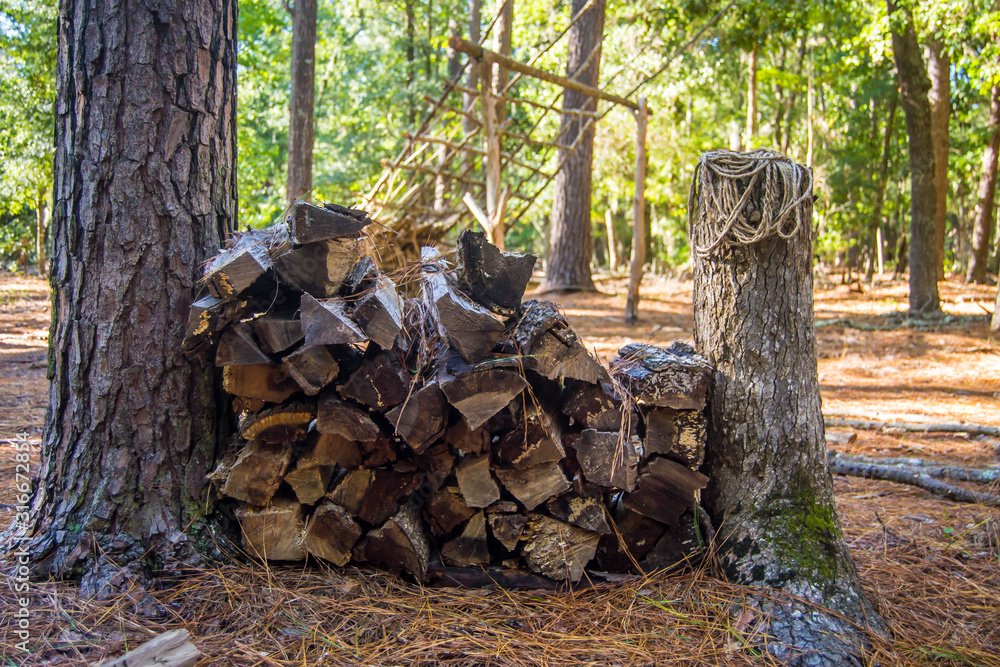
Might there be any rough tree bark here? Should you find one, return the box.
[927,39,950,281]
[966,84,1000,284]
[745,42,758,150]
[14,0,237,596]
[286,0,318,207]
[691,153,883,665]
[888,0,941,314]
[541,0,606,292]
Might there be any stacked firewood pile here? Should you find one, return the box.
[185,202,713,585]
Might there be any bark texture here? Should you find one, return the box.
[927,40,950,281]
[20,0,237,595]
[888,0,940,314]
[966,84,1000,284]
[692,158,882,665]
[542,0,606,292]
[286,0,317,207]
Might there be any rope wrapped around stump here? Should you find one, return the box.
[687,149,813,257]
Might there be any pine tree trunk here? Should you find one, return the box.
[966,84,1000,284]
[286,0,317,207]
[888,0,941,314]
[542,0,605,292]
[745,42,758,150]
[691,156,883,665]
[927,40,950,282]
[21,0,237,596]
[870,96,897,277]
[35,190,47,276]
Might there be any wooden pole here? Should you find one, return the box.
[450,37,641,112]
[625,97,648,323]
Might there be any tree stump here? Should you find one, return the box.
[690,149,884,665]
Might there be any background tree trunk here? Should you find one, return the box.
[745,42,758,150]
[406,0,416,126]
[927,39,950,281]
[966,84,1000,284]
[888,0,940,314]
[35,190,47,276]
[286,0,317,207]
[870,96,897,278]
[691,157,883,665]
[22,0,237,596]
[542,0,606,292]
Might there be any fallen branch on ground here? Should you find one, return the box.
[824,416,1000,438]
[826,452,1000,484]
[827,451,1000,506]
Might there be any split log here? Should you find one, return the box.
[183,294,250,356]
[644,408,707,469]
[253,315,304,355]
[625,456,709,528]
[444,419,491,456]
[521,514,600,582]
[495,461,570,511]
[304,501,362,565]
[359,436,398,468]
[545,487,612,535]
[338,350,410,411]
[352,276,404,350]
[441,368,528,431]
[425,563,576,590]
[300,293,367,346]
[222,440,292,505]
[421,441,455,490]
[204,243,271,300]
[282,345,339,395]
[288,201,371,244]
[327,469,373,516]
[425,486,475,536]
[222,363,300,403]
[611,341,712,410]
[385,382,449,453]
[215,322,272,366]
[562,381,626,431]
[358,469,420,525]
[828,452,1000,506]
[570,429,638,491]
[239,404,314,442]
[456,454,501,508]
[273,237,363,297]
[97,629,201,667]
[362,504,431,580]
[316,393,381,441]
[496,404,565,469]
[284,464,334,504]
[511,301,609,385]
[298,432,362,469]
[595,508,667,572]
[455,229,537,316]
[640,510,703,572]
[236,497,306,561]
[487,509,528,551]
[441,511,490,567]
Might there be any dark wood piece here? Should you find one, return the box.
[284,464,333,504]
[215,322,272,366]
[425,486,475,536]
[610,342,712,410]
[253,315,304,355]
[640,510,703,572]
[441,368,528,431]
[273,237,362,298]
[239,404,314,442]
[562,381,625,431]
[282,345,339,395]
[571,429,637,491]
[455,229,537,316]
[359,436,398,468]
[300,293,367,346]
[204,243,271,300]
[298,432,361,469]
[222,363,300,403]
[287,201,370,244]
[352,276,404,350]
[455,454,501,508]
[545,488,611,535]
[495,462,570,511]
[644,408,707,468]
[595,507,667,572]
[487,510,527,551]
[496,403,565,469]
[441,511,490,566]
[624,456,708,528]
[521,514,600,582]
[358,469,419,525]
[425,563,577,590]
[316,393,381,440]
[221,440,292,506]
[444,419,491,456]
[327,469,373,516]
[338,350,410,411]
[362,504,431,580]
[183,294,248,355]
[385,382,448,453]
[235,496,306,561]
[303,501,362,566]
[511,300,609,384]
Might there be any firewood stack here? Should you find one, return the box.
[185,201,713,585]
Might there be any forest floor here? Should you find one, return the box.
[1,270,999,666]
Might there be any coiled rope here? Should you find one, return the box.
[687,149,813,257]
